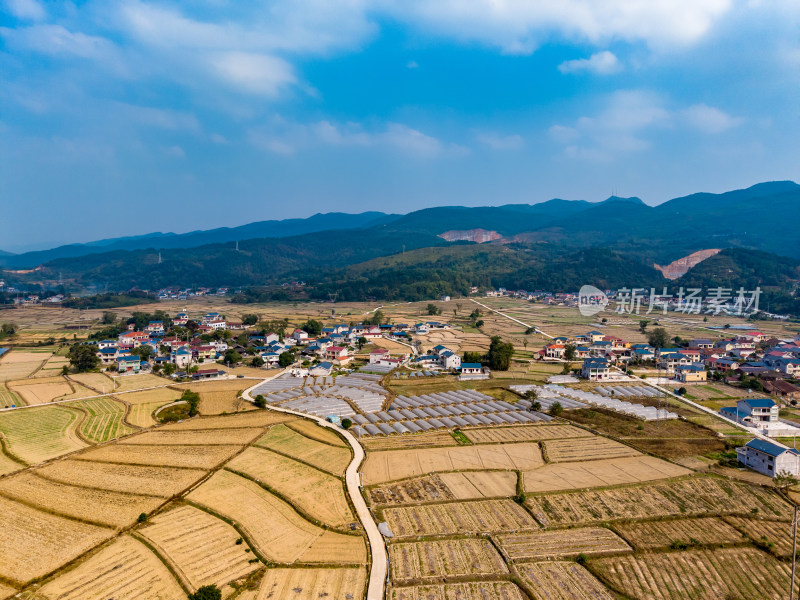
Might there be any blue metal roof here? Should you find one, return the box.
[744,398,775,408]
[745,438,800,457]
[461,363,482,368]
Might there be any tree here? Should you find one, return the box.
[341,418,353,429]
[0,323,16,339]
[475,319,484,329]
[774,471,799,491]
[463,351,484,364]
[163,363,176,376]
[639,320,650,334]
[356,336,368,350]
[563,344,576,362]
[524,327,536,335]
[548,401,564,417]
[302,319,323,337]
[522,339,528,351]
[678,386,687,396]
[426,303,441,316]
[129,345,153,361]
[101,311,116,324]
[241,313,259,326]
[524,389,538,402]
[253,394,267,409]
[365,310,385,327]
[647,327,670,349]
[469,309,482,323]
[61,365,69,376]
[278,351,296,367]
[181,390,200,417]
[223,349,242,365]
[250,356,265,367]
[531,400,542,412]
[69,344,100,372]
[487,336,514,371]
[188,585,222,600]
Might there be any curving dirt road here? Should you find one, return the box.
[243,373,387,600]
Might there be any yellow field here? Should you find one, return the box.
[0,446,23,477]
[464,424,594,444]
[496,527,631,561]
[139,504,261,590]
[8,379,73,405]
[127,400,169,428]
[197,390,253,415]
[254,568,367,600]
[71,396,136,442]
[523,456,691,493]
[515,561,615,600]
[0,350,50,383]
[121,387,183,427]
[68,372,115,393]
[0,471,162,528]
[113,373,169,392]
[286,419,348,447]
[389,581,527,600]
[612,517,744,550]
[725,517,794,558]
[174,380,251,393]
[543,437,641,463]
[120,428,261,446]
[161,410,294,430]
[0,495,112,585]
[389,538,508,582]
[361,430,458,451]
[227,447,354,527]
[0,404,87,464]
[361,443,543,485]
[35,535,184,600]
[382,499,539,537]
[187,470,366,564]
[255,424,352,475]
[0,582,17,599]
[76,442,242,469]
[437,471,518,499]
[36,459,206,497]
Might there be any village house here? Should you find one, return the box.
[145,321,165,334]
[720,398,779,426]
[369,349,391,364]
[675,364,707,383]
[737,439,800,478]
[581,357,609,381]
[117,355,141,374]
[689,338,715,349]
[763,379,800,402]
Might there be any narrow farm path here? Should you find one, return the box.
[469,298,555,339]
[243,371,387,600]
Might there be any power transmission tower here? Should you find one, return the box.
[328,292,338,303]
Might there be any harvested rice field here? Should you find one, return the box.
[542,436,641,462]
[126,400,170,428]
[515,561,615,600]
[0,404,86,464]
[36,459,206,497]
[187,470,366,564]
[286,418,348,447]
[72,396,136,442]
[76,442,242,469]
[112,373,169,392]
[119,428,261,446]
[592,547,791,600]
[388,538,508,583]
[35,535,184,600]
[120,388,183,427]
[0,351,49,383]
[361,443,543,485]
[464,424,593,444]
[495,527,631,561]
[361,430,459,451]
[227,447,354,527]
[253,567,366,600]
[68,372,115,393]
[388,581,526,600]
[612,517,745,550]
[0,495,112,585]
[175,380,250,393]
[724,517,794,558]
[369,472,518,505]
[162,410,293,430]
[369,474,457,505]
[0,471,163,528]
[138,504,260,590]
[255,424,351,475]
[382,499,539,537]
[0,446,23,476]
[8,379,73,405]
[0,583,17,599]
[523,456,691,493]
[525,477,791,527]
[197,390,252,415]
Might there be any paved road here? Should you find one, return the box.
[243,374,387,600]
[469,298,554,339]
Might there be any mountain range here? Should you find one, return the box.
[3,181,799,311]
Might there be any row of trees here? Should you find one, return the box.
[463,336,515,371]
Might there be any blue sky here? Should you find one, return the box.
[1,0,798,251]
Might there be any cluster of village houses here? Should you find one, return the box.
[93,312,466,379]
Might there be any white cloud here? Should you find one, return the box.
[3,0,45,21]
[682,103,742,133]
[115,104,200,131]
[210,133,228,144]
[0,24,115,60]
[558,50,621,74]
[548,125,580,144]
[210,52,296,97]
[378,0,732,54]
[164,145,185,158]
[249,118,465,158]
[476,132,525,150]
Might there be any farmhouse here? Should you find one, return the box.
[737,439,800,478]
[117,355,141,374]
[581,357,609,381]
[309,361,333,376]
[720,398,779,426]
[675,364,707,383]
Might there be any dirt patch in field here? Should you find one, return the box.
[496,527,631,561]
[389,538,507,583]
[76,443,242,469]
